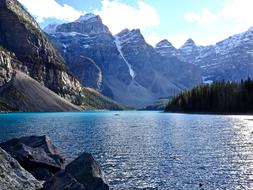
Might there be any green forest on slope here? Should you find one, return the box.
[165,79,253,114]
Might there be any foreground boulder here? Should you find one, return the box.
[0,135,65,181]
[44,153,109,190]
[0,147,42,190]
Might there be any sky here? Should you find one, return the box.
[18,0,253,48]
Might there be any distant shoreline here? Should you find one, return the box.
[1,110,253,117]
[164,111,253,116]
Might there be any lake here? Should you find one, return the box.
[0,111,253,189]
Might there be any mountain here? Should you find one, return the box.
[0,0,124,111]
[178,38,200,63]
[156,27,253,83]
[155,39,178,57]
[46,14,202,108]
[46,14,132,98]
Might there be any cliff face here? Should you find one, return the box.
[0,0,84,105]
[64,55,103,90]
[0,49,81,111]
[0,49,18,111]
[0,0,124,111]
[0,50,15,86]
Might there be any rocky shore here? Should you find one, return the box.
[0,136,109,190]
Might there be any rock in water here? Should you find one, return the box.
[44,152,109,190]
[0,147,42,190]
[0,135,65,181]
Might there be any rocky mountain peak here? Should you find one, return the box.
[117,29,142,37]
[75,13,101,23]
[182,38,196,47]
[116,29,145,44]
[247,26,253,32]
[54,13,109,35]
[178,38,200,63]
[130,29,142,37]
[2,0,40,31]
[44,23,59,34]
[156,39,173,48]
[117,28,130,36]
[155,39,178,57]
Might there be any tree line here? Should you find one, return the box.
[165,79,253,114]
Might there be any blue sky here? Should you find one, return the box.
[19,0,253,47]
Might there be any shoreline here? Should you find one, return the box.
[164,110,253,116]
[1,110,253,116]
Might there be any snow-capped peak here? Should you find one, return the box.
[184,38,196,46]
[75,13,99,22]
[44,24,59,34]
[117,29,141,38]
[156,39,173,48]
[116,29,145,45]
[248,26,253,32]
[155,39,178,57]
[179,38,198,52]
[117,28,130,36]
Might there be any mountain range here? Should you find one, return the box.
[45,13,253,108]
[45,14,202,108]
[156,27,253,83]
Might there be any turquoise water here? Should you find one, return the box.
[0,111,253,189]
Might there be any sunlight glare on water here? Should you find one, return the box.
[0,112,253,189]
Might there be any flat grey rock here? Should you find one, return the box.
[0,135,65,181]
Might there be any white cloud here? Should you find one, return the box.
[94,0,160,34]
[184,12,200,23]
[182,0,253,46]
[18,0,83,22]
[221,0,253,28]
[185,0,253,30]
[185,9,220,26]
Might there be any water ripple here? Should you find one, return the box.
[0,112,253,189]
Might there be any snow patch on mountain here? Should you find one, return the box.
[60,32,89,37]
[114,36,135,79]
[155,40,178,57]
[75,13,97,22]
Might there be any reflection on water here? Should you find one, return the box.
[0,111,253,189]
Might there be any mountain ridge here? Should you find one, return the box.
[46,14,202,108]
[156,27,253,83]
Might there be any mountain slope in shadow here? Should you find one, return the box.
[0,71,82,112]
